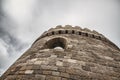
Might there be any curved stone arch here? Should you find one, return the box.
[44,37,68,49]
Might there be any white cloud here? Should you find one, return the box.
[0,39,8,75]
[0,39,8,65]
[0,0,120,76]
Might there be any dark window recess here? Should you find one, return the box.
[46,33,48,36]
[72,30,75,34]
[85,33,88,37]
[65,30,68,34]
[79,32,81,35]
[52,31,55,35]
[44,37,66,49]
[92,35,95,38]
[58,30,62,34]
[98,36,101,40]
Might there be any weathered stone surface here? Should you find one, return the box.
[56,61,63,66]
[35,74,46,80]
[60,72,70,78]
[52,71,60,76]
[25,70,34,74]
[1,25,120,80]
[43,71,52,75]
[46,75,61,80]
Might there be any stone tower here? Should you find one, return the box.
[1,25,120,80]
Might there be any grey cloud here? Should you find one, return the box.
[0,0,29,76]
[0,0,120,76]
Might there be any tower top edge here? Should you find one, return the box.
[33,25,119,50]
[47,25,103,36]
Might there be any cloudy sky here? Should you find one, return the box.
[0,0,120,76]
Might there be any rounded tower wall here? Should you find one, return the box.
[1,25,120,80]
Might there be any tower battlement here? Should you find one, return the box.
[35,25,119,50]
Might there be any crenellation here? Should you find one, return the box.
[48,28,54,31]
[64,25,72,29]
[81,32,87,36]
[83,28,91,32]
[75,26,82,30]
[92,30,100,35]
[39,26,102,40]
[35,27,119,50]
[56,25,63,29]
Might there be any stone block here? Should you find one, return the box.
[30,58,38,62]
[32,65,40,70]
[58,67,66,72]
[25,70,34,74]
[52,71,60,76]
[46,75,61,80]
[82,65,91,71]
[67,45,73,49]
[43,71,52,75]
[34,61,42,65]
[39,49,50,52]
[70,74,80,79]
[56,61,63,66]
[50,55,57,58]
[60,72,70,78]
[19,71,25,75]
[62,78,68,80]
[66,68,76,74]
[26,65,33,70]
[41,65,58,71]
[33,69,42,74]
[63,62,69,67]
[4,75,16,80]
[35,74,46,80]
[64,56,71,59]
[50,66,58,71]
[67,59,77,63]
[103,56,113,60]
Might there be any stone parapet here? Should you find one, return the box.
[34,25,119,50]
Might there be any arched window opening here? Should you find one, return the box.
[44,37,66,49]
